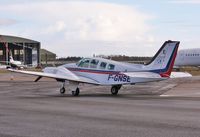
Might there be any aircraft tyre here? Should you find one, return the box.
[60,87,66,94]
[72,88,80,96]
[111,86,119,95]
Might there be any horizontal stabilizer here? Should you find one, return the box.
[170,72,192,78]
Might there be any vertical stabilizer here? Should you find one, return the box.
[145,40,180,77]
[9,56,14,63]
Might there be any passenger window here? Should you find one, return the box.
[108,64,115,70]
[99,62,107,69]
[90,59,99,68]
[78,59,90,68]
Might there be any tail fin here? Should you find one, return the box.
[145,40,180,77]
[9,56,14,62]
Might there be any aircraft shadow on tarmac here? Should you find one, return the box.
[16,93,200,102]
[15,92,172,100]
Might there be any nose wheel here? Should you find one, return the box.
[60,87,66,94]
[60,82,66,94]
[72,88,80,96]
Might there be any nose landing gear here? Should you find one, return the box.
[60,82,66,94]
[60,87,66,94]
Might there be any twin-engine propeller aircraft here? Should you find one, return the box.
[9,40,180,96]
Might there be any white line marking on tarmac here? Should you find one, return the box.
[160,95,172,97]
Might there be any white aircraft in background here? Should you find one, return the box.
[9,40,179,96]
[175,48,200,67]
[0,55,26,69]
[8,56,23,68]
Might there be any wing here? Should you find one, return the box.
[8,66,100,85]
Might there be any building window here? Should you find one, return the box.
[20,50,24,54]
[0,50,3,56]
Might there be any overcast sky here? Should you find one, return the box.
[0,0,200,57]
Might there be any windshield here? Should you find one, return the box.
[77,58,90,68]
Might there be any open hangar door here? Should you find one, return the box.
[0,35,40,67]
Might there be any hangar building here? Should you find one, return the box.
[0,35,40,66]
[41,49,56,62]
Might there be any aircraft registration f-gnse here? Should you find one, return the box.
[9,40,179,96]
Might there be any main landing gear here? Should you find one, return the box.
[60,82,80,96]
[71,88,80,96]
[111,85,122,95]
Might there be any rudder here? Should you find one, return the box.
[145,40,180,77]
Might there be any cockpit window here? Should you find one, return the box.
[99,62,107,69]
[78,58,90,68]
[90,59,99,68]
[108,64,115,70]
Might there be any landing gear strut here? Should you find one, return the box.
[111,85,122,95]
[60,82,66,94]
[60,87,66,94]
[59,81,80,96]
[72,88,80,96]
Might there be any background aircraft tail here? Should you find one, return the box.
[145,40,180,77]
[9,56,14,62]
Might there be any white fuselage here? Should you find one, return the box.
[10,60,22,65]
[62,57,165,85]
[175,48,200,66]
[9,56,22,65]
[60,41,180,85]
